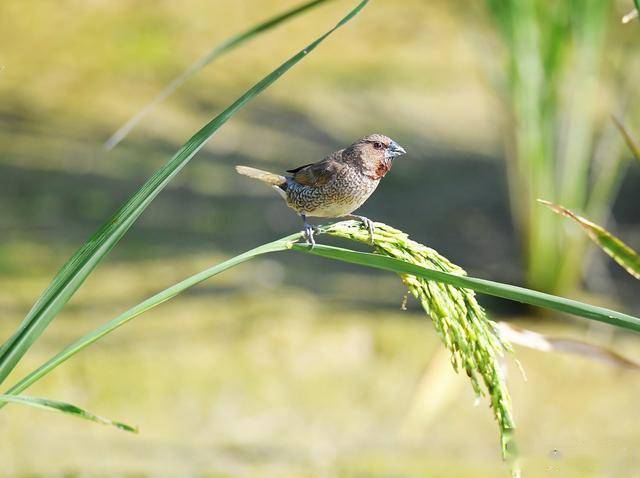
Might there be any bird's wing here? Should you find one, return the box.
[287,150,344,188]
[286,162,314,174]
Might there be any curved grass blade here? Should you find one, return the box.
[0,394,137,433]
[291,242,640,332]
[104,0,334,150]
[0,0,370,386]
[539,199,640,279]
[2,237,298,401]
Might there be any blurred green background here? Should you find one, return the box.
[1,0,640,476]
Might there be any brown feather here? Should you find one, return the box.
[371,157,392,179]
[290,152,345,188]
[286,162,313,174]
[235,165,286,187]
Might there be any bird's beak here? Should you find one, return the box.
[386,140,407,159]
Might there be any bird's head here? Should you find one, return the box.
[352,133,406,160]
[345,133,406,178]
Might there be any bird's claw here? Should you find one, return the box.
[363,218,375,245]
[348,215,375,245]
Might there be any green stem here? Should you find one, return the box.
[0,236,298,405]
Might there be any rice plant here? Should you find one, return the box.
[324,222,516,460]
[484,0,632,294]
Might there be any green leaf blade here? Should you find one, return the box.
[540,199,640,279]
[0,394,137,433]
[2,237,296,400]
[0,0,369,385]
[104,0,334,150]
[291,242,640,333]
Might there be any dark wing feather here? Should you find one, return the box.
[286,163,314,174]
[287,150,344,188]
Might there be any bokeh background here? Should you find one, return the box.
[1,0,640,476]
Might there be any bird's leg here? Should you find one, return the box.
[300,214,316,247]
[345,214,375,245]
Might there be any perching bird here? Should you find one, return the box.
[235,133,406,245]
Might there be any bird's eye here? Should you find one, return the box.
[373,142,384,150]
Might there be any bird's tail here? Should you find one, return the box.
[235,165,286,187]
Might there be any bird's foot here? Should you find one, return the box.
[303,223,316,247]
[299,214,317,248]
[347,214,375,245]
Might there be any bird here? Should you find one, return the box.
[235,133,406,245]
